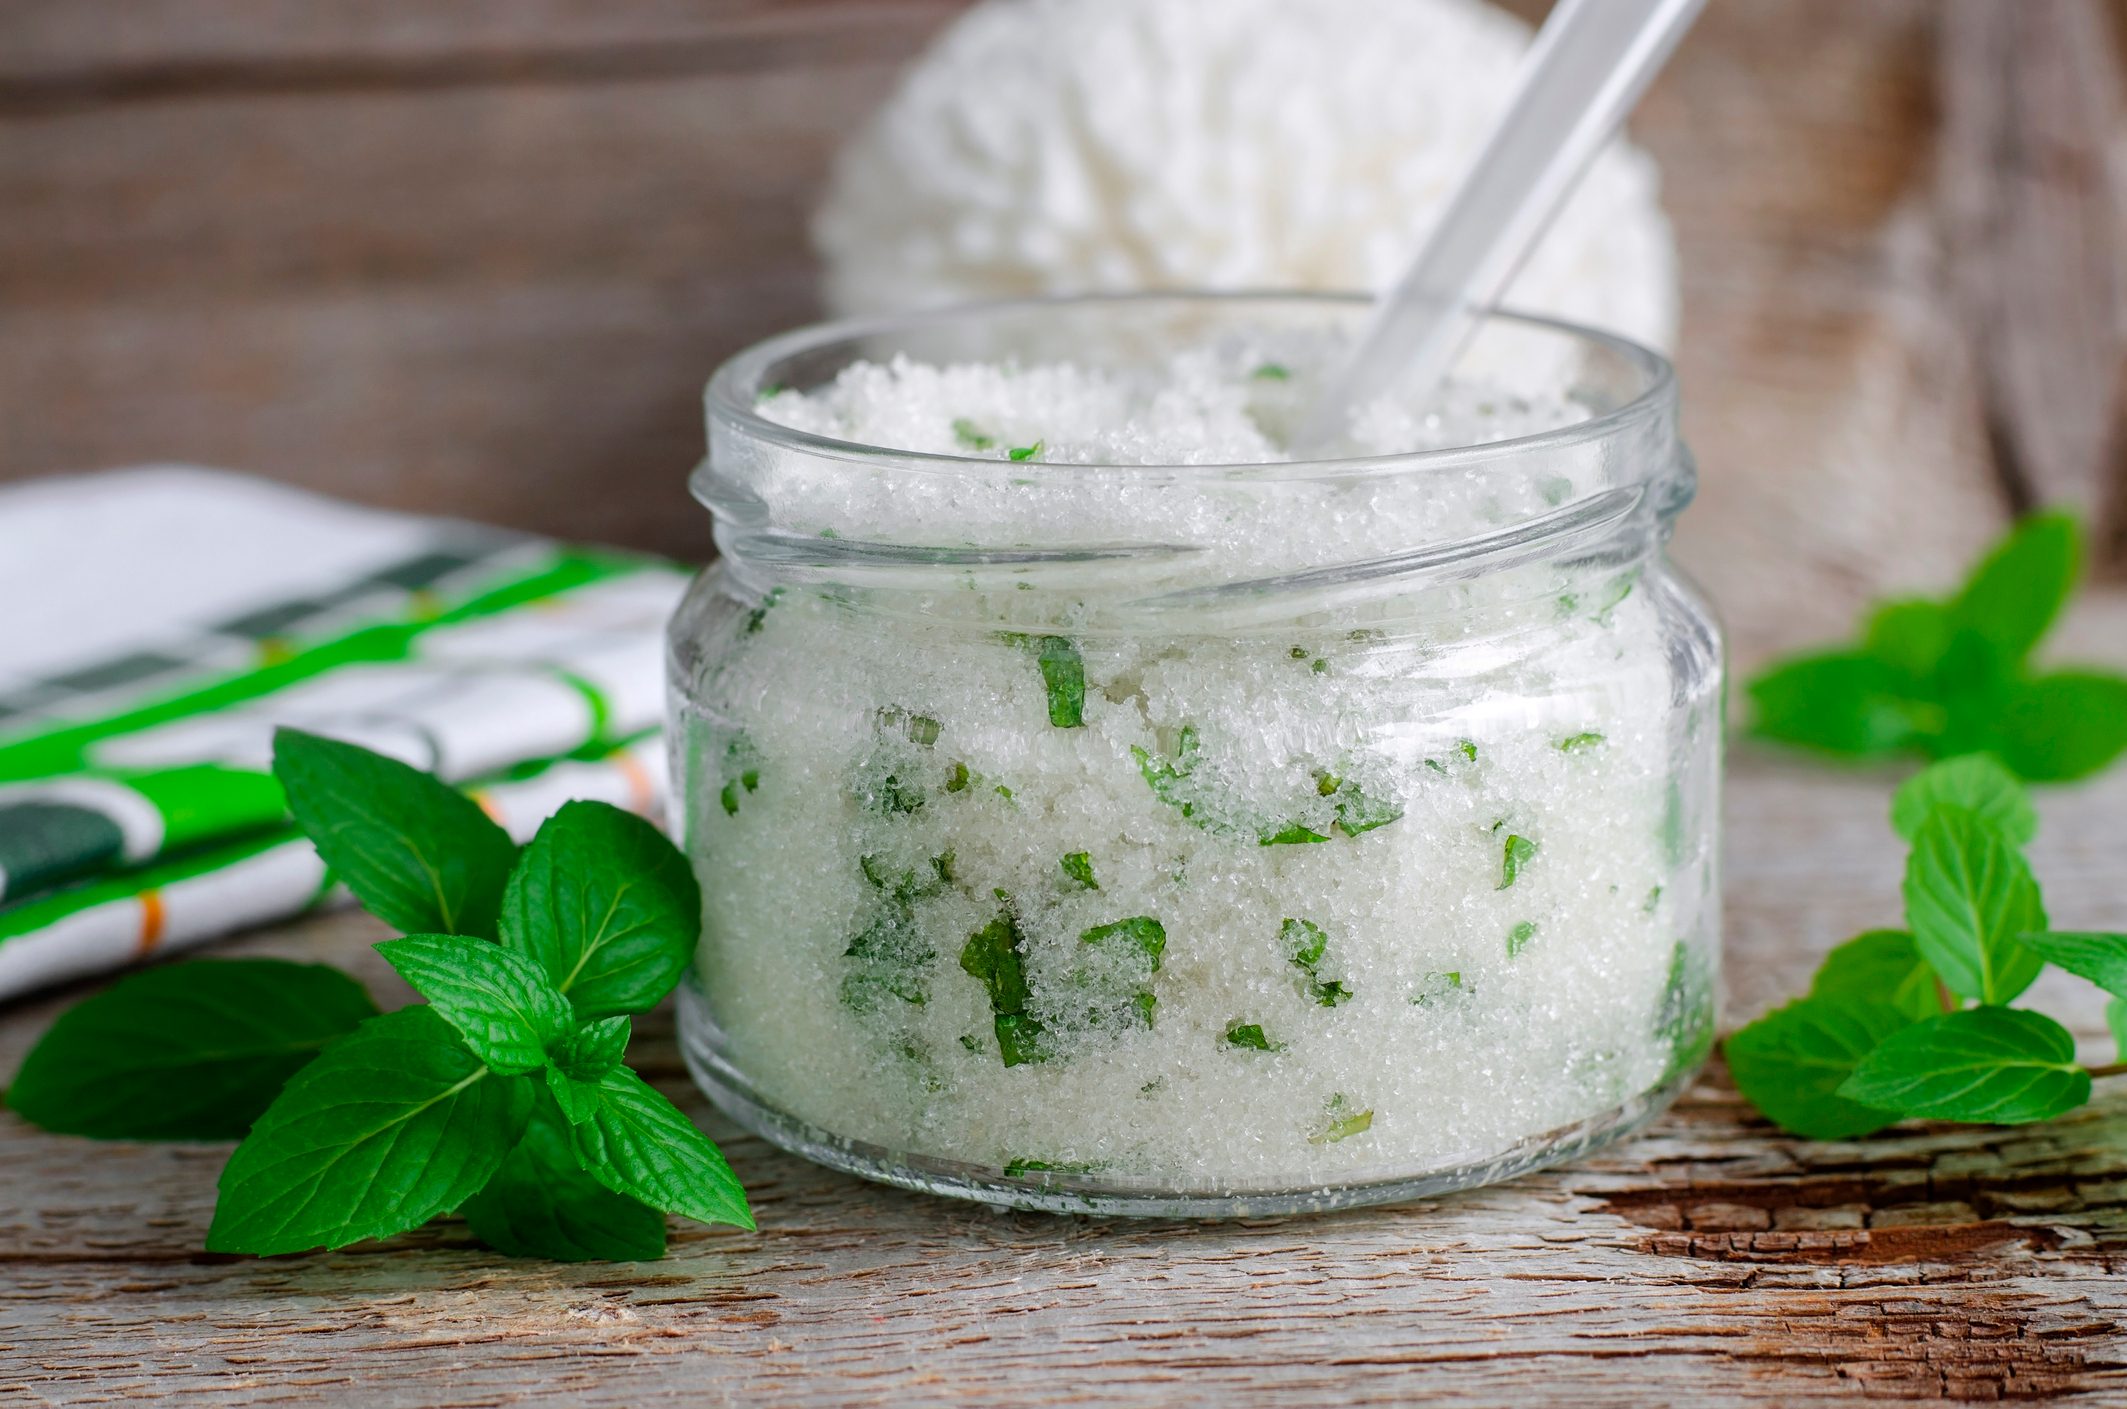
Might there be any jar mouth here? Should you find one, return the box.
[702,290,1677,483]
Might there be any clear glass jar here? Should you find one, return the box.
[669,294,1721,1216]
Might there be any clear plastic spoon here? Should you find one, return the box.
[1295,0,1705,451]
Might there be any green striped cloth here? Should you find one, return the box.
[0,466,686,1000]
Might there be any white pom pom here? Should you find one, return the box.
[815,0,1680,351]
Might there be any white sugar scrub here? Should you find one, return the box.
[671,296,1722,1212]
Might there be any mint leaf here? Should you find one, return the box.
[1890,755,2036,845]
[273,728,517,939]
[960,908,1047,1065]
[1008,441,1044,463]
[553,1015,632,1080]
[1074,916,1166,1027]
[1498,834,1537,889]
[1990,672,2127,782]
[1747,651,1931,757]
[1556,732,1605,753]
[1947,510,2080,673]
[375,935,573,1076]
[1507,920,1538,958]
[1724,995,1911,1139]
[1810,929,1940,1023]
[1309,1093,1372,1144]
[1224,1021,1281,1051]
[462,1093,665,1262]
[951,418,995,451]
[1251,362,1291,381]
[1284,917,1351,1006]
[565,1068,753,1231]
[1032,636,1086,728]
[2109,997,2127,1062]
[1903,807,2046,1004]
[2015,931,2127,998]
[1839,1007,2089,1124]
[500,800,701,1019]
[6,960,377,1140]
[1864,598,1954,682]
[206,1006,533,1255]
[1059,852,1099,890]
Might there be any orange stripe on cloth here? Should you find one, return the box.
[137,890,166,953]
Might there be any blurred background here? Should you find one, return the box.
[3,0,2125,669]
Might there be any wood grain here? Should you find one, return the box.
[5,711,2127,1405]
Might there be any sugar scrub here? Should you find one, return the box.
[670,297,1721,1212]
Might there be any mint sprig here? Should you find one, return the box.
[6,728,750,1262]
[1727,754,2126,1136]
[1746,511,2127,781]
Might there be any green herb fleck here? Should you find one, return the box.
[1309,1093,1374,1145]
[1557,732,1605,753]
[1498,834,1537,889]
[1251,363,1292,381]
[960,908,1047,1065]
[1224,1021,1282,1051]
[952,417,996,451]
[1507,921,1538,958]
[1060,851,1099,890]
[1284,917,1352,1006]
[1008,441,1044,463]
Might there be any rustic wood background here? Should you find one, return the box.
[4,0,2126,667]
[6,3,2127,1403]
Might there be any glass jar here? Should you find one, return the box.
[669,294,1721,1216]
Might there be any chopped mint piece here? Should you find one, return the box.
[1309,1093,1373,1145]
[1290,646,1309,660]
[1459,740,1479,763]
[1224,1021,1282,1051]
[1557,732,1605,753]
[960,908,1047,1065]
[1251,362,1292,381]
[1498,834,1537,889]
[1034,636,1086,728]
[1284,917,1351,1006]
[1060,851,1099,890]
[1310,658,1330,675]
[1411,970,1464,1007]
[1008,441,1044,462]
[741,586,785,636]
[1507,921,1537,958]
[951,418,996,451]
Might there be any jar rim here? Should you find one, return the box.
[702,290,1677,483]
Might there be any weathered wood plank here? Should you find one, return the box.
[5,671,2126,1405]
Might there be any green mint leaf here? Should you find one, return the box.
[1988,671,2127,782]
[565,1067,753,1231]
[1746,650,1932,757]
[462,1093,666,1262]
[206,1006,533,1255]
[544,1066,603,1125]
[1507,920,1538,958]
[1809,929,1941,1023]
[2014,931,2127,999]
[554,1015,633,1081]
[1890,755,2036,845]
[1075,916,1167,1027]
[951,417,995,451]
[1863,597,1954,682]
[1224,1021,1281,1051]
[500,800,701,1020]
[1498,833,1537,889]
[1251,362,1291,381]
[5,959,377,1140]
[1283,917,1350,1005]
[1059,851,1099,890]
[1309,1093,1373,1145]
[1008,440,1044,462]
[272,728,517,939]
[1947,510,2080,673]
[1032,636,1085,728]
[960,907,1047,1065]
[1556,732,1605,753]
[1724,995,1912,1139]
[1655,941,1713,1077]
[375,935,573,1076]
[741,585,784,635]
[1838,1007,2089,1124]
[1903,807,2046,1004]
[2109,997,2127,1062]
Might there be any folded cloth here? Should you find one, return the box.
[0,466,686,1000]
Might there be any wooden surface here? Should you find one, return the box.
[5,1,2127,666]
[7,705,2127,1405]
